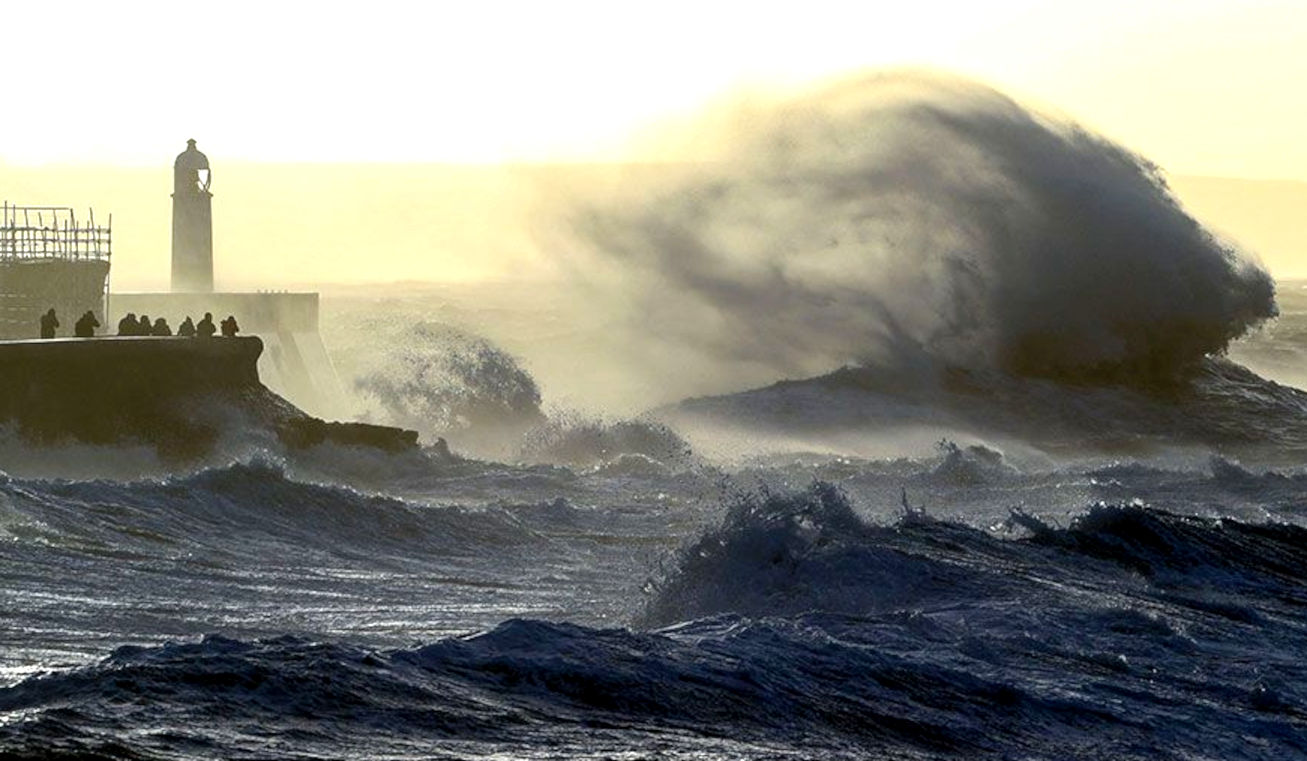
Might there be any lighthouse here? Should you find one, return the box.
[113,139,346,417]
[171,139,213,292]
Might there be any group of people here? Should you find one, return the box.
[116,312,240,338]
[38,309,100,339]
[37,308,240,339]
[117,312,179,337]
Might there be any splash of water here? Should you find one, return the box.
[353,322,545,454]
[518,413,694,468]
[573,71,1276,389]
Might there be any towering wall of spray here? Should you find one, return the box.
[573,72,1276,389]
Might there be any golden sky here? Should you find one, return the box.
[2,1,1306,285]
[3,0,1304,176]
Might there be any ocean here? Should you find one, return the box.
[0,283,1304,759]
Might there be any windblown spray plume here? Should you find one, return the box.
[574,72,1276,388]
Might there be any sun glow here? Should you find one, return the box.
[0,0,1302,173]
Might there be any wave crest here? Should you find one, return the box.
[638,482,976,626]
[574,71,1275,390]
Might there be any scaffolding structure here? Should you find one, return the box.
[0,202,112,339]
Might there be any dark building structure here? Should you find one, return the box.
[171,139,214,293]
[0,203,111,339]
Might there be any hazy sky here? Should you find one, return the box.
[3,1,1306,287]
[3,0,1305,179]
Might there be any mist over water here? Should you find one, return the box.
[573,72,1276,389]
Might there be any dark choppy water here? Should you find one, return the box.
[3,438,1307,758]
[4,288,1307,759]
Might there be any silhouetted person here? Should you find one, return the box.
[177,316,196,337]
[117,312,138,336]
[74,310,100,338]
[138,314,152,336]
[220,315,240,337]
[39,308,58,339]
[196,312,216,338]
[151,317,172,336]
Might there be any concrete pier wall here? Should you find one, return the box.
[0,336,414,461]
[109,291,344,417]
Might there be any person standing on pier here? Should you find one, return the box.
[39,309,59,339]
[74,311,100,338]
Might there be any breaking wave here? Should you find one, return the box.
[637,482,984,626]
[1012,501,1307,586]
[573,71,1275,390]
[352,323,546,457]
[517,414,695,468]
[640,482,1307,627]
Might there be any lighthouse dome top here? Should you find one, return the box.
[174,139,209,171]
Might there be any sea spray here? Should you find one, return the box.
[572,71,1276,390]
[518,413,695,468]
[352,322,545,456]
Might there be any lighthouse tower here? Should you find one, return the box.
[114,139,347,418]
[171,139,213,292]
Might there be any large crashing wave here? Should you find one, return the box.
[575,72,1275,387]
